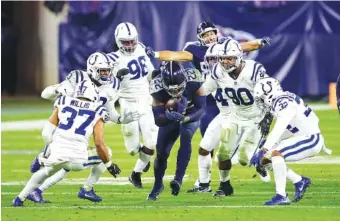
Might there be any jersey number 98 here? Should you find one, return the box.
[127,56,148,80]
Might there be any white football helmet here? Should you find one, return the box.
[204,43,223,70]
[115,22,138,55]
[254,77,283,110]
[87,52,112,85]
[218,39,243,73]
[74,80,99,102]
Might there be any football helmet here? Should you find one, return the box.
[160,61,187,98]
[204,43,222,70]
[115,22,138,55]
[74,80,99,102]
[87,52,112,85]
[218,39,243,73]
[254,77,283,110]
[197,21,218,47]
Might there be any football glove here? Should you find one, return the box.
[165,110,185,122]
[116,68,129,81]
[250,149,267,168]
[145,47,155,58]
[260,36,271,47]
[118,109,139,124]
[258,112,273,136]
[106,163,121,178]
[175,97,188,114]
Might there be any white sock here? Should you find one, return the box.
[272,156,287,196]
[83,163,106,191]
[219,169,230,182]
[198,154,212,184]
[39,169,69,192]
[18,167,55,200]
[286,167,302,184]
[133,151,152,173]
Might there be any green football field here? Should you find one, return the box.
[1,99,340,221]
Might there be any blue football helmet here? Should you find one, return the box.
[197,21,218,47]
[160,61,187,98]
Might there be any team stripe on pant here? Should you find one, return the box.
[281,134,320,159]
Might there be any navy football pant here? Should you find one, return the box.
[153,121,199,186]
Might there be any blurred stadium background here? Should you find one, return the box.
[2,1,340,221]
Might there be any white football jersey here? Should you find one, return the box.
[270,92,320,137]
[55,70,120,122]
[203,60,268,121]
[52,95,109,152]
[107,43,155,101]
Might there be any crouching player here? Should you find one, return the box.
[13,80,121,206]
[147,61,206,200]
[251,77,325,205]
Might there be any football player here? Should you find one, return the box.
[13,80,121,206]
[202,39,271,197]
[28,52,139,203]
[251,77,325,205]
[144,21,271,139]
[106,22,158,188]
[147,61,206,200]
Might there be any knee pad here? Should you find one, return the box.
[220,128,231,143]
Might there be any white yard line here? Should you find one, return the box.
[2,205,340,209]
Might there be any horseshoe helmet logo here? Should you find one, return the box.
[262,81,272,95]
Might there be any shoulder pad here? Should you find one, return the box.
[94,104,110,123]
[210,63,220,80]
[183,41,200,51]
[106,52,120,62]
[250,62,267,82]
[149,76,164,95]
[66,70,87,86]
[185,69,203,83]
[271,95,294,112]
[53,95,67,108]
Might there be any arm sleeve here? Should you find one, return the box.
[185,95,206,123]
[41,121,57,144]
[202,76,218,95]
[152,105,170,127]
[263,107,295,151]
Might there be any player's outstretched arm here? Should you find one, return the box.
[41,80,73,100]
[41,107,59,144]
[145,46,193,62]
[241,37,271,52]
[93,119,121,178]
[182,87,206,123]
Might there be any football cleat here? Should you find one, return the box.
[143,162,151,173]
[27,188,50,203]
[12,196,24,207]
[256,165,271,182]
[264,194,291,206]
[186,185,212,193]
[146,183,164,201]
[78,188,102,202]
[212,180,234,197]
[30,156,41,173]
[129,171,143,188]
[293,176,311,202]
[170,180,181,196]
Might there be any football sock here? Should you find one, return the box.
[286,167,302,184]
[134,151,152,173]
[198,154,212,184]
[83,163,106,191]
[39,169,69,192]
[219,169,230,182]
[272,156,287,196]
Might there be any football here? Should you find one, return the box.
[165,99,178,111]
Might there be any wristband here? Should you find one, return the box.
[105,161,112,168]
